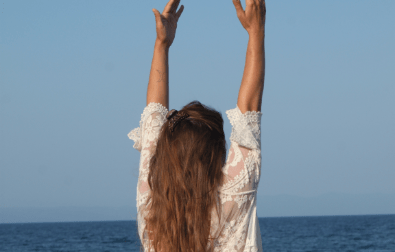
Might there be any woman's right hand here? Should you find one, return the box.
[232,0,266,36]
[153,0,184,48]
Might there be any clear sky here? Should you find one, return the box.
[1,0,394,216]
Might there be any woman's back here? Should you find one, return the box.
[129,102,263,251]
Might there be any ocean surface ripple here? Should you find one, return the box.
[1,215,394,252]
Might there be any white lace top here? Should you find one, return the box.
[128,103,263,252]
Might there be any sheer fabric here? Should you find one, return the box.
[128,103,263,252]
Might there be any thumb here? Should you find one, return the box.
[152,9,162,24]
[232,0,244,17]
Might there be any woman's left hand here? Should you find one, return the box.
[153,0,184,48]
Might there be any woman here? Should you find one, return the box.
[128,0,266,251]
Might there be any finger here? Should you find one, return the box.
[260,1,266,15]
[175,5,184,21]
[232,0,245,17]
[152,9,162,25]
[245,0,255,6]
[163,0,179,14]
[170,0,181,13]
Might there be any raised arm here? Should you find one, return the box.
[147,0,184,109]
[233,0,266,113]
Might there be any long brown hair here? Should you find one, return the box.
[145,101,226,252]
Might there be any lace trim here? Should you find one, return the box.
[128,102,168,151]
[226,106,262,150]
[127,128,141,150]
[141,102,168,123]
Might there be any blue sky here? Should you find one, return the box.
[1,0,394,216]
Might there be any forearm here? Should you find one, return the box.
[147,40,170,109]
[237,33,265,113]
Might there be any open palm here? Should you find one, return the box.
[153,0,184,48]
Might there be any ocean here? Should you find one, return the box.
[1,215,394,252]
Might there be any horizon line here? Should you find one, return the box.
[1,213,394,225]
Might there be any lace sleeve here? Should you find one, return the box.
[226,106,262,150]
[128,103,168,247]
[221,106,262,193]
[212,106,263,252]
[128,103,168,152]
[127,103,168,207]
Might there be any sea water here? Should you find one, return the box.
[1,215,394,252]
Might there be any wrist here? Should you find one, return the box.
[248,31,265,47]
[155,39,170,51]
[248,30,265,41]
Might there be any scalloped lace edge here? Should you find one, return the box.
[226,106,262,150]
[128,102,168,150]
